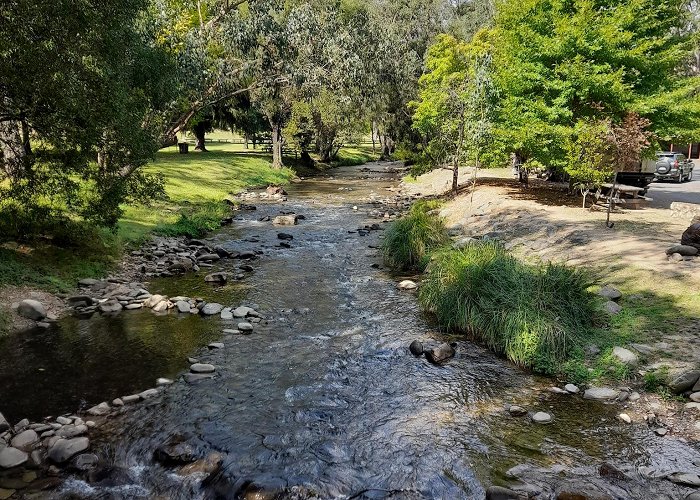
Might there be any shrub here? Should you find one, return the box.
[418,241,599,373]
[154,202,230,238]
[381,201,449,271]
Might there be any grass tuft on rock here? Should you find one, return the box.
[381,201,449,271]
[418,241,599,374]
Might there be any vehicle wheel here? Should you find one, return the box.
[677,173,683,183]
[688,170,694,182]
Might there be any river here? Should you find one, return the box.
[1,162,699,499]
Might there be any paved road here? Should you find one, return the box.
[647,177,700,208]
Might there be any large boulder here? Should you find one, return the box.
[669,370,700,394]
[48,437,90,463]
[17,299,46,320]
[681,223,700,251]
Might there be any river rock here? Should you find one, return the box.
[190,363,215,374]
[10,429,38,451]
[0,413,9,433]
[273,215,298,226]
[48,437,89,463]
[689,392,700,402]
[56,416,71,425]
[220,308,233,320]
[17,299,46,320]
[531,412,553,424]
[125,303,142,310]
[233,306,252,318]
[598,285,622,301]
[666,245,699,257]
[154,439,196,465]
[184,373,214,384]
[398,280,417,290]
[152,300,169,312]
[205,272,227,283]
[157,378,174,386]
[409,340,423,356]
[98,300,123,313]
[67,295,94,307]
[112,398,124,406]
[122,395,140,404]
[612,346,638,365]
[0,447,28,469]
[197,253,221,262]
[86,402,110,416]
[564,384,579,394]
[485,485,526,499]
[425,343,455,364]
[57,425,87,439]
[208,342,224,349]
[237,322,253,333]
[507,405,527,417]
[178,451,224,476]
[604,301,622,314]
[138,388,159,399]
[143,294,166,308]
[201,303,224,315]
[71,453,99,472]
[669,473,700,486]
[277,232,293,240]
[669,370,700,394]
[617,413,632,423]
[583,387,619,401]
[176,300,191,313]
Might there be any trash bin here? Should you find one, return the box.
[178,142,189,154]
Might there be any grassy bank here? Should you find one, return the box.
[0,141,377,297]
[383,208,603,375]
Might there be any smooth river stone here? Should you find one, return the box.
[0,447,28,469]
[190,363,215,374]
[583,387,619,401]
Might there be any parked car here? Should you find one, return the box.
[654,152,694,182]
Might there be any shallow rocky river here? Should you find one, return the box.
[2,163,700,499]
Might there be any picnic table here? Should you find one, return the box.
[588,182,653,210]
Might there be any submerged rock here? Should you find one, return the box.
[154,438,196,465]
[178,451,224,476]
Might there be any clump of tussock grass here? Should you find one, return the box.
[381,201,449,271]
[418,241,599,374]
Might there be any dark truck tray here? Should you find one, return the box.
[615,172,656,191]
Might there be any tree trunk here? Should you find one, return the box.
[371,121,377,154]
[270,119,284,169]
[379,132,394,160]
[452,117,465,194]
[252,135,257,150]
[244,133,249,149]
[194,122,208,151]
[0,116,29,180]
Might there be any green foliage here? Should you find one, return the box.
[381,202,449,271]
[154,202,230,238]
[643,367,669,392]
[419,241,599,373]
[478,0,700,171]
[412,34,497,189]
[0,0,176,229]
[564,119,615,188]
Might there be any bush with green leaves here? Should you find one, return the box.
[381,201,449,271]
[419,241,599,373]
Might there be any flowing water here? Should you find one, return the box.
[2,163,700,499]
